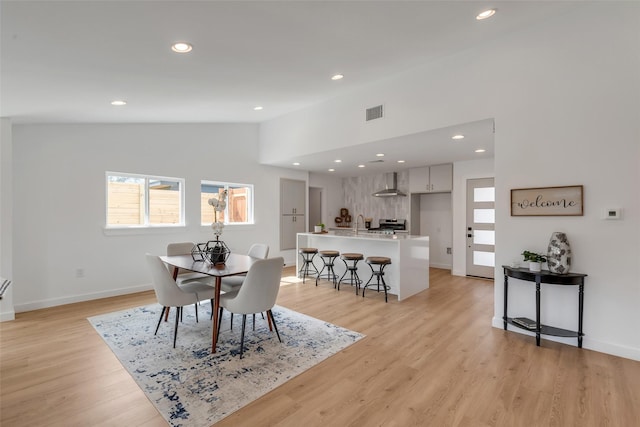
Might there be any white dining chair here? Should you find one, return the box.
[166,242,212,285]
[217,257,284,358]
[146,254,214,348]
[220,243,270,327]
[220,243,269,293]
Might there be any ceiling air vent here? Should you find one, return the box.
[366,104,384,121]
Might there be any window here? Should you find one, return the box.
[106,172,184,227]
[201,180,253,225]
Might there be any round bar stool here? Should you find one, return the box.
[298,247,319,283]
[337,253,364,294]
[362,256,392,303]
[315,250,340,287]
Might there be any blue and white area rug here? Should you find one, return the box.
[88,303,363,427]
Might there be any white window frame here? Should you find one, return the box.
[201,180,254,226]
[106,171,185,229]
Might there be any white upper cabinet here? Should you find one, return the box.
[409,163,453,193]
[280,178,306,215]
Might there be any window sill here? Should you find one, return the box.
[103,225,186,236]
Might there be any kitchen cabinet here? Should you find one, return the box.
[409,163,453,193]
[281,178,306,215]
[280,178,306,250]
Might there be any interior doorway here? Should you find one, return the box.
[309,187,322,230]
[465,178,495,279]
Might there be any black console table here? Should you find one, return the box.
[502,266,587,348]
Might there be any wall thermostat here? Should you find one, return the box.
[603,208,622,220]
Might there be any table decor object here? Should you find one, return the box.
[206,190,230,265]
[522,250,546,272]
[547,231,571,274]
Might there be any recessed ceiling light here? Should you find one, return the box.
[452,134,465,140]
[376,153,385,157]
[475,149,486,153]
[331,74,344,80]
[328,168,335,172]
[171,42,193,53]
[111,100,127,106]
[334,159,342,163]
[292,162,300,166]
[397,160,405,163]
[476,9,496,20]
[358,164,365,168]
[253,106,263,111]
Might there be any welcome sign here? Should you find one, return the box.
[511,185,583,216]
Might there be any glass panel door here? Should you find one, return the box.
[466,178,495,279]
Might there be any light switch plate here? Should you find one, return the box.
[603,208,622,220]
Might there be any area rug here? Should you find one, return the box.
[88,303,363,427]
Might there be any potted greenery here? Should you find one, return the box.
[314,223,325,233]
[522,250,547,272]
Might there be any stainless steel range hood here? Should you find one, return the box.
[372,172,406,197]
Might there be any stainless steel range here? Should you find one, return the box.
[368,219,407,234]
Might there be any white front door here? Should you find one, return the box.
[466,178,495,279]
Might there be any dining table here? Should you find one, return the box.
[159,253,258,353]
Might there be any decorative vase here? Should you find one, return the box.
[314,225,322,233]
[529,261,542,272]
[547,232,571,274]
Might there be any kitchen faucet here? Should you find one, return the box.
[354,214,365,235]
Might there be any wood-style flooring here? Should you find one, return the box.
[1,267,639,426]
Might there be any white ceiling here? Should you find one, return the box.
[1,1,581,175]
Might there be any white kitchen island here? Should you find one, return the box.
[296,231,429,301]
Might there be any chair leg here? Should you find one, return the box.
[230,313,234,330]
[252,313,256,331]
[173,307,180,348]
[268,310,282,343]
[155,306,167,335]
[194,303,199,323]
[240,314,247,359]
[210,299,215,319]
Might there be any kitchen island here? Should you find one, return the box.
[296,231,429,301]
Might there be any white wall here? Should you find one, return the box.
[10,123,307,312]
[259,4,640,360]
[419,193,452,269]
[452,158,495,276]
[308,172,343,229]
[0,118,15,321]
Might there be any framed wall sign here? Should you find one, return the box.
[511,185,583,216]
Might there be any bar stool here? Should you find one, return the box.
[315,250,340,287]
[298,247,319,283]
[338,253,364,294]
[362,256,392,303]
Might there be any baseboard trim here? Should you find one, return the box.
[14,284,153,313]
[491,316,640,361]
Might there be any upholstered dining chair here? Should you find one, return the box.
[220,243,270,326]
[217,257,284,358]
[166,242,216,321]
[146,254,214,348]
[166,242,211,285]
[220,243,269,293]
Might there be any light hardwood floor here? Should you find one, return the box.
[1,267,639,426]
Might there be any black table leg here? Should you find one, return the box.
[578,282,584,348]
[535,280,541,346]
[503,273,509,330]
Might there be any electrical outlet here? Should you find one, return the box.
[75,268,85,278]
[446,247,452,255]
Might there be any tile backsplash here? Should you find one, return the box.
[339,171,410,228]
